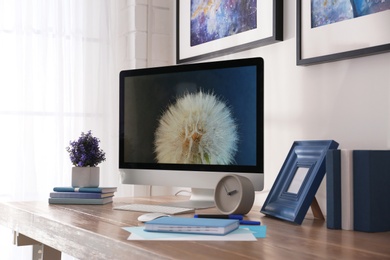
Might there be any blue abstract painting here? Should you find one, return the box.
[190,0,257,46]
[311,0,390,28]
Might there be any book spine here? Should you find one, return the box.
[53,187,103,193]
[353,151,390,232]
[48,197,112,205]
[340,149,353,230]
[326,150,341,229]
[53,187,117,193]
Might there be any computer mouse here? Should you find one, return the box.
[137,212,169,222]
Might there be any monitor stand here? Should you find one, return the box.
[161,188,215,209]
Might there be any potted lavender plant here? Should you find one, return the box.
[66,130,106,187]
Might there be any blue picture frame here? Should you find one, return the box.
[261,140,339,224]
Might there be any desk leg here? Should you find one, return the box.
[14,232,61,260]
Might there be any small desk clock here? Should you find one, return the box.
[214,174,255,215]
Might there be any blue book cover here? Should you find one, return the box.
[353,150,390,232]
[144,217,239,235]
[48,197,113,205]
[53,187,117,193]
[50,192,114,199]
[326,149,341,229]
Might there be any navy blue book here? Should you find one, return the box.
[326,150,341,229]
[353,150,390,232]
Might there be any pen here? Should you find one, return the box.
[194,214,243,220]
[239,220,261,225]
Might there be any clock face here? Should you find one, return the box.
[214,175,254,215]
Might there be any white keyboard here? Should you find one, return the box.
[113,204,195,215]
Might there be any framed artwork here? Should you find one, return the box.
[297,0,390,66]
[177,0,283,64]
[261,140,339,225]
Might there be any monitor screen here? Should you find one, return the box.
[119,58,264,207]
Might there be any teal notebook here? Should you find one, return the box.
[53,187,117,193]
[144,217,239,235]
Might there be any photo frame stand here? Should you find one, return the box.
[261,140,339,224]
[309,197,325,220]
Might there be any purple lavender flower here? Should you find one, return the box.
[66,130,106,167]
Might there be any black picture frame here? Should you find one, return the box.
[177,0,283,64]
[261,140,339,225]
[297,1,390,66]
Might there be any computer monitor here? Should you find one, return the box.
[119,57,264,208]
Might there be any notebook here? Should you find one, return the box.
[144,217,239,236]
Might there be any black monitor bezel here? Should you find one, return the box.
[119,57,264,174]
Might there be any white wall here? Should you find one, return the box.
[201,3,390,154]
[117,0,174,70]
[123,1,390,212]
[203,1,390,210]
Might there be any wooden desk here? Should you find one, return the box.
[0,196,389,260]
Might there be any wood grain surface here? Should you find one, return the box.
[0,196,389,260]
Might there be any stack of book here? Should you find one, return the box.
[326,150,390,232]
[49,187,117,205]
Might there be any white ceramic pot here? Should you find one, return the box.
[71,167,100,188]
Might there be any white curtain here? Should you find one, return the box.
[0,1,123,259]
